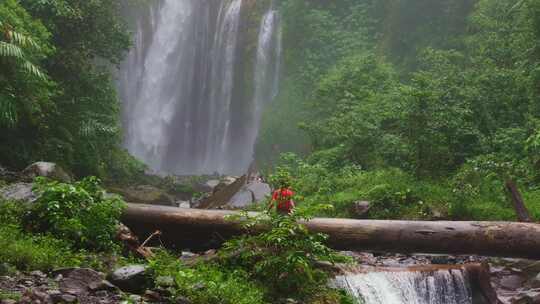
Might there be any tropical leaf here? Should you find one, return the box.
[0,41,24,59]
[80,118,118,138]
[0,94,18,127]
[21,60,46,79]
[8,30,40,49]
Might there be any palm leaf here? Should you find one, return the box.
[80,118,119,138]
[0,94,18,127]
[21,60,46,79]
[0,41,24,59]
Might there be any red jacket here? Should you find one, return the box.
[271,188,295,214]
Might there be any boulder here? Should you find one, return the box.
[22,162,72,183]
[223,181,270,209]
[531,273,540,288]
[246,182,271,202]
[0,182,38,204]
[228,188,254,209]
[109,265,148,293]
[53,268,105,296]
[350,201,371,218]
[500,274,526,290]
[110,185,176,206]
[177,200,191,208]
[195,175,246,209]
[0,165,18,183]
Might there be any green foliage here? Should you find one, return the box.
[0,199,106,271]
[0,0,53,129]
[222,208,350,301]
[0,224,95,271]
[0,291,21,301]
[0,0,134,182]
[149,251,267,304]
[25,177,126,251]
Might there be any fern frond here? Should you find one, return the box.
[7,31,40,50]
[0,42,46,79]
[80,119,119,138]
[0,95,18,127]
[21,61,46,79]
[0,41,24,59]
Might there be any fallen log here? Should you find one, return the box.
[122,203,540,259]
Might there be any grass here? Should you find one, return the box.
[281,163,540,221]
[0,224,105,272]
[0,291,21,301]
[149,251,268,304]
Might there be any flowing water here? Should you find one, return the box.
[333,269,473,304]
[119,0,282,175]
[240,6,282,171]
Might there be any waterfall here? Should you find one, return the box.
[239,6,282,171]
[333,269,472,304]
[119,0,282,175]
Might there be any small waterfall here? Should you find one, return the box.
[333,269,472,304]
[120,0,281,175]
[239,6,282,170]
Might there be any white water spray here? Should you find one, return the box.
[333,269,472,304]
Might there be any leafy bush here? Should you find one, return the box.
[222,208,350,301]
[149,251,267,304]
[0,224,103,272]
[25,176,125,252]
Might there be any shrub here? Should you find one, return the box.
[149,251,267,304]
[25,176,126,252]
[221,208,350,301]
[0,224,101,271]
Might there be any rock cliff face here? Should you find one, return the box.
[119,0,281,175]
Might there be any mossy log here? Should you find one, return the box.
[122,203,540,259]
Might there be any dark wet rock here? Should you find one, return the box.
[22,162,72,183]
[110,185,176,206]
[513,290,540,304]
[55,268,105,296]
[0,182,38,204]
[500,275,526,290]
[88,279,117,291]
[49,290,77,304]
[175,296,192,304]
[30,271,47,278]
[0,165,18,183]
[144,290,161,301]
[350,201,371,218]
[531,273,540,288]
[109,265,148,293]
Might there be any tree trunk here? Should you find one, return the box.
[122,203,540,259]
[505,180,532,222]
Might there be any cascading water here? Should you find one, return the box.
[333,269,472,304]
[239,5,282,171]
[119,0,282,175]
